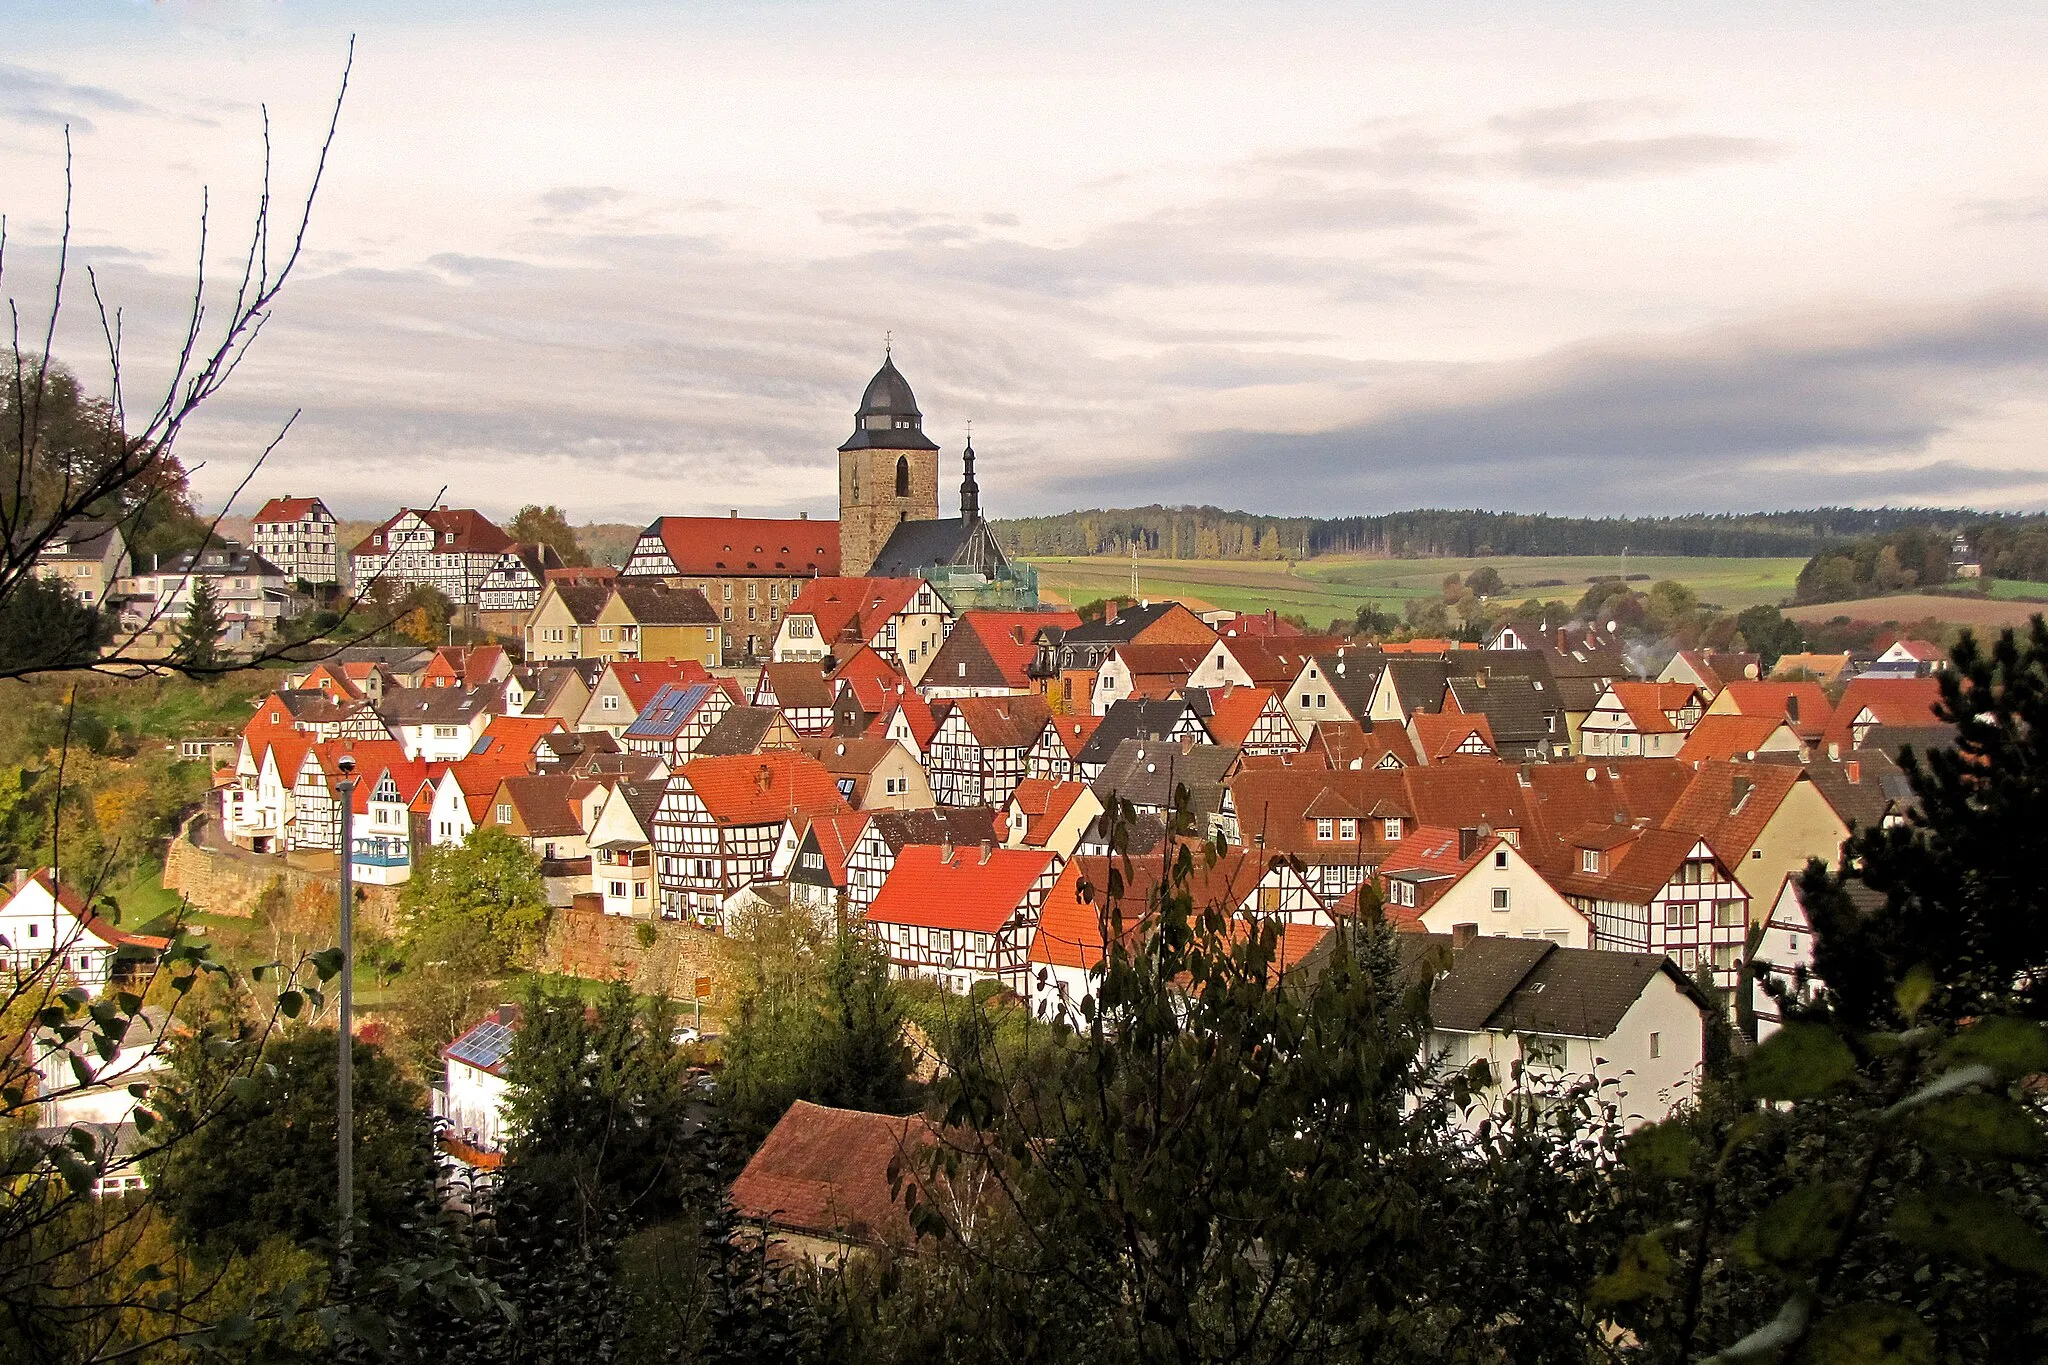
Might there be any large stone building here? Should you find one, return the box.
[617,514,839,660]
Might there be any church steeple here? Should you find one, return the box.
[959,433,980,523]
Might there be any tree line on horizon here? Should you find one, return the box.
[995,504,2047,562]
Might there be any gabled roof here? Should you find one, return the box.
[929,610,1078,690]
[603,659,716,713]
[1056,600,1212,648]
[541,580,612,625]
[1553,827,1721,905]
[1297,647,1385,720]
[1409,710,1495,762]
[477,714,565,759]
[675,752,847,826]
[1006,777,1093,847]
[1600,681,1703,734]
[946,694,1052,749]
[13,869,170,952]
[695,706,791,757]
[1821,677,1945,752]
[1389,935,1697,1039]
[1218,637,1344,688]
[637,515,839,577]
[1078,698,1196,768]
[1677,714,1799,763]
[609,580,720,626]
[493,773,597,838]
[799,735,907,777]
[379,685,500,728]
[1380,657,1453,715]
[867,693,941,751]
[1710,681,1831,742]
[1661,761,1811,863]
[1668,649,1760,690]
[1194,686,1286,748]
[623,682,724,740]
[869,514,1009,578]
[866,844,1059,933]
[355,507,512,557]
[799,810,870,887]
[758,661,837,711]
[866,806,1003,854]
[729,1100,934,1249]
[593,778,669,847]
[788,577,934,643]
[1113,642,1213,683]
[252,496,326,523]
[1443,674,1557,746]
[1517,760,1694,874]
[1035,712,1102,760]
[1770,652,1853,683]
[1091,738,1240,816]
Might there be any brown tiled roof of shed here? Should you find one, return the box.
[729,1101,932,1249]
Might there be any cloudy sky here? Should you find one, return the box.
[7,1,2048,524]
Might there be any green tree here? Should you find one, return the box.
[508,504,592,568]
[500,979,698,1222]
[394,829,546,1062]
[0,576,110,676]
[1644,579,1700,634]
[1734,603,1805,669]
[802,929,917,1116]
[150,1027,431,1261]
[1464,563,1504,597]
[174,575,225,669]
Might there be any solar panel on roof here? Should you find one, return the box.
[446,1020,514,1070]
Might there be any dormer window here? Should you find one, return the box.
[1581,848,1600,873]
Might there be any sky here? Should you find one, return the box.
[6,1,2048,525]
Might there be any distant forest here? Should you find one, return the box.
[994,505,2044,561]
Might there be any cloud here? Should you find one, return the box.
[1958,193,2048,226]
[0,64,146,134]
[537,185,625,216]
[1489,98,1677,138]
[1506,133,1779,180]
[1063,295,2048,515]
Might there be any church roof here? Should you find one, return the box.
[839,356,941,452]
[869,515,1008,578]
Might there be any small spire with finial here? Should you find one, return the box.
[960,424,980,524]
[884,329,892,358]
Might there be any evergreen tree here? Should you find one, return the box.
[174,574,224,668]
[803,928,917,1115]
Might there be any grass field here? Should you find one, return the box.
[1028,554,1809,622]
[1985,579,2048,601]
[1783,595,2048,631]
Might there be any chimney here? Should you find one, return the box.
[939,835,954,863]
[756,763,773,793]
[1786,695,1800,724]
[1452,922,1480,950]
[1846,759,1861,784]
[496,1004,519,1026]
[799,511,808,520]
[730,508,739,519]
[1458,827,1480,860]
[1106,602,1119,625]
[979,839,994,865]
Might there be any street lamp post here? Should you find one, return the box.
[334,753,358,1273]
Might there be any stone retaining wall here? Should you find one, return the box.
[540,906,733,1005]
[163,837,400,933]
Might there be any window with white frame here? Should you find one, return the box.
[1384,818,1402,841]
[1338,818,1357,841]
[1491,887,1510,911]
[1316,818,1334,841]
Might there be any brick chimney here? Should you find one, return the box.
[940,835,954,863]
[1458,827,1481,860]
[1452,922,1480,949]
[979,839,994,865]
[756,763,773,793]
[1845,759,1861,784]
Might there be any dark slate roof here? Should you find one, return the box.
[598,778,669,843]
[868,515,1008,577]
[536,727,620,769]
[1091,738,1240,820]
[1056,601,1186,648]
[1303,648,1385,720]
[611,580,719,625]
[547,582,611,624]
[696,705,784,757]
[1392,934,1701,1038]
[1853,724,1959,763]
[1757,750,1907,831]
[838,357,941,452]
[1077,698,1196,769]
[378,685,497,726]
[1382,658,1452,716]
[1397,935,1554,1031]
[37,520,121,561]
[1444,675,1560,747]
[524,666,589,715]
[868,807,1001,854]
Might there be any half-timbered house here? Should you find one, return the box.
[621,681,734,766]
[865,843,1062,994]
[925,694,1050,808]
[651,753,848,924]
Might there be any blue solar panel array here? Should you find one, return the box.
[623,682,713,738]
[446,1019,514,1071]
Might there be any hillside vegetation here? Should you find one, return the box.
[997,504,2021,561]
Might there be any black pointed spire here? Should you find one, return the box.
[959,434,980,524]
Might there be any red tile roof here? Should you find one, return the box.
[253,496,324,523]
[354,507,512,556]
[1409,710,1495,762]
[1197,686,1282,748]
[1031,855,1147,969]
[1661,761,1811,862]
[1712,681,1830,742]
[955,610,1080,687]
[866,843,1058,933]
[23,869,170,951]
[949,694,1052,748]
[803,810,870,886]
[1006,778,1092,846]
[605,660,715,714]
[729,1100,934,1248]
[676,752,848,826]
[645,515,839,576]
[1608,681,1704,735]
[1822,677,1945,752]
[1677,714,1796,763]
[1219,637,1345,687]
[1037,712,1102,760]
[788,577,930,643]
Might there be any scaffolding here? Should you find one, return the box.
[923,560,1040,611]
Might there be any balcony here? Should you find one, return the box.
[351,839,409,868]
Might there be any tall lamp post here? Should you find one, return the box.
[334,752,358,1273]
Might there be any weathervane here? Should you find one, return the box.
[884,329,892,357]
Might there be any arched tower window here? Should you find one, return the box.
[895,456,910,498]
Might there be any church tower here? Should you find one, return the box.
[837,353,940,576]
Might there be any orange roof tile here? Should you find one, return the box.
[677,752,848,826]
[1677,714,1797,763]
[1712,681,1830,741]
[1198,686,1283,748]
[867,844,1059,934]
[729,1100,933,1247]
[788,577,929,643]
[644,515,839,576]
[1822,677,1945,751]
